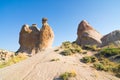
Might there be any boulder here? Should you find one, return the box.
[101,30,120,47]
[17,24,39,54]
[76,20,102,46]
[39,18,54,50]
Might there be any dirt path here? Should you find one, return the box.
[0,48,119,80]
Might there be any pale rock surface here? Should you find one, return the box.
[76,20,102,46]
[101,30,120,46]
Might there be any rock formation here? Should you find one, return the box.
[0,49,14,62]
[17,18,54,54]
[76,20,102,46]
[101,30,120,47]
[17,24,39,54]
[39,18,54,50]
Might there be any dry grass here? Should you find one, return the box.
[0,53,28,68]
[59,70,77,80]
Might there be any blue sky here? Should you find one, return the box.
[0,0,120,51]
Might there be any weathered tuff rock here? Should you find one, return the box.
[101,30,120,46]
[17,18,54,54]
[39,18,54,50]
[76,20,102,46]
[17,24,39,54]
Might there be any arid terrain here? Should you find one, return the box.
[0,47,119,80]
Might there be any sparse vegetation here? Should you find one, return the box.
[61,41,72,49]
[50,58,60,62]
[81,56,97,63]
[0,53,28,68]
[83,45,100,51]
[93,58,119,72]
[60,49,72,56]
[59,70,77,80]
[81,47,120,78]
[93,62,105,70]
[99,48,120,57]
[60,41,82,56]
[54,49,59,52]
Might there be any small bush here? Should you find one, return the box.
[81,56,97,63]
[82,56,91,63]
[83,45,98,51]
[61,41,72,49]
[93,63,105,70]
[60,49,72,56]
[60,70,76,80]
[90,56,98,62]
[54,49,59,52]
[50,58,60,62]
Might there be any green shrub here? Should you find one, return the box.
[60,71,76,80]
[100,48,120,57]
[54,49,59,52]
[82,56,97,63]
[93,63,105,70]
[82,56,91,63]
[83,45,98,51]
[60,72,69,80]
[60,49,72,56]
[60,41,82,56]
[61,41,72,49]
[90,56,98,62]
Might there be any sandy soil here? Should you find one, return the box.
[0,47,119,80]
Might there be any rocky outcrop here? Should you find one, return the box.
[17,24,39,54]
[76,20,102,46]
[17,18,54,54]
[39,18,54,50]
[101,30,120,47]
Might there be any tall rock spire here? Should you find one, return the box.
[39,18,54,50]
